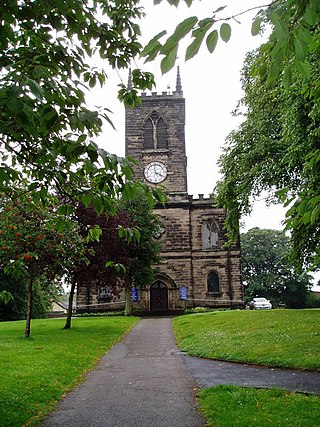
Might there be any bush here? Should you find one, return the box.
[305,292,320,308]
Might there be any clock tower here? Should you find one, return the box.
[76,68,243,314]
[125,67,188,201]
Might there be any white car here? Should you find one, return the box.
[249,297,272,310]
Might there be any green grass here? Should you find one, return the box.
[173,309,320,371]
[0,316,139,427]
[199,385,320,427]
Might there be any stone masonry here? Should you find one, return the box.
[77,68,243,313]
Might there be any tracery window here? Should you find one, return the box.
[143,112,167,149]
[207,272,220,294]
[202,221,219,249]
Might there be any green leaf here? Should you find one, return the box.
[173,16,198,39]
[185,31,206,61]
[160,44,178,74]
[251,18,262,36]
[283,66,292,91]
[206,30,218,53]
[270,12,288,41]
[141,31,166,57]
[213,6,227,14]
[27,78,44,100]
[81,194,92,208]
[294,38,308,62]
[294,58,311,79]
[0,290,13,304]
[220,23,231,43]
[92,197,104,215]
[161,17,197,56]
[310,204,320,224]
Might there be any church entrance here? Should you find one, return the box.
[150,281,168,311]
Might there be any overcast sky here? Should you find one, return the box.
[87,0,285,231]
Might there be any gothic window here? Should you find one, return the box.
[157,117,167,148]
[202,221,219,249]
[207,272,220,294]
[143,118,154,149]
[143,112,167,149]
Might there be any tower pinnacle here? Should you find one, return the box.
[127,68,132,89]
[174,65,183,96]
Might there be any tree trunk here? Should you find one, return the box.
[125,287,133,316]
[25,271,34,339]
[64,277,76,330]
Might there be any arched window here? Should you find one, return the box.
[202,221,219,249]
[157,117,167,148]
[143,118,153,149]
[143,112,167,149]
[207,272,220,294]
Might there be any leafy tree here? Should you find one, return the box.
[215,27,320,269]
[118,189,163,315]
[0,0,155,215]
[241,228,312,307]
[0,194,86,337]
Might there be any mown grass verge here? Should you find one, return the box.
[199,385,320,427]
[174,309,320,426]
[173,309,320,371]
[0,316,139,426]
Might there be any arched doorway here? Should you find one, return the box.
[150,281,168,311]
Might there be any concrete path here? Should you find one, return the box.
[43,317,320,427]
[183,356,320,394]
[43,317,205,427]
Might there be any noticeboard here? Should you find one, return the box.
[179,287,188,301]
[131,288,139,302]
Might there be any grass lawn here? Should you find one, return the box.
[174,309,320,426]
[0,316,139,427]
[199,385,320,427]
[173,309,320,371]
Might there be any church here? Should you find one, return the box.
[77,68,243,313]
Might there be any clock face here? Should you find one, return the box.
[144,162,167,183]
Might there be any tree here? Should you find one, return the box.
[0,194,86,337]
[118,189,163,315]
[241,228,312,307]
[0,0,156,215]
[215,27,320,269]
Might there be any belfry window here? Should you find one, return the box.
[207,272,220,294]
[143,112,167,149]
[202,221,219,249]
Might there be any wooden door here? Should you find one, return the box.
[150,281,168,311]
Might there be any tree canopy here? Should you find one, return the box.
[215,25,320,270]
[0,0,158,213]
[241,228,312,308]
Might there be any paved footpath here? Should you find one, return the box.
[43,317,320,427]
[43,317,205,427]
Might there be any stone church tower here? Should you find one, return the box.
[76,68,243,313]
[125,68,243,312]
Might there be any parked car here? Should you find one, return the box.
[249,297,272,310]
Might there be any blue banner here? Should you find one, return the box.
[180,287,188,301]
[131,288,139,302]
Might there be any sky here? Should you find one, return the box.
[86,0,319,287]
